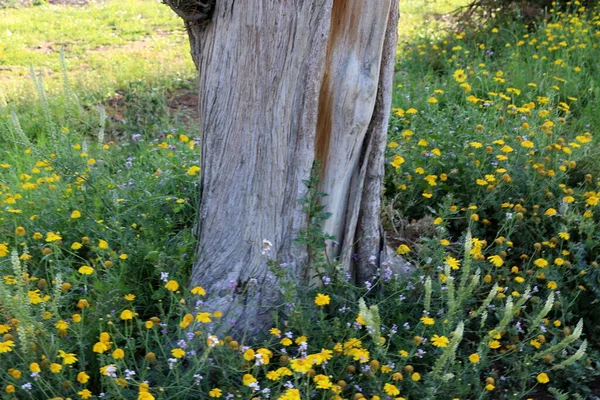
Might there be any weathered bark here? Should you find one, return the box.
[326,0,399,283]
[167,0,399,333]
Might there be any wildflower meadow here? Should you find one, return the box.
[1,0,599,399]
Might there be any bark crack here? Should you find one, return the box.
[187,0,399,334]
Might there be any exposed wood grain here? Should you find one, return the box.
[189,0,333,333]
[354,0,400,283]
[182,0,400,333]
[316,0,394,265]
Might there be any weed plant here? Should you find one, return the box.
[0,1,599,399]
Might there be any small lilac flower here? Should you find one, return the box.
[261,239,273,256]
[249,382,261,392]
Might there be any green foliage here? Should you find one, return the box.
[0,0,599,399]
[0,76,200,321]
[456,0,598,27]
[295,165,339,280]
[0,0,194,102]
[121,81,169,135]
[0,220,595,398]
[387,0,600,343]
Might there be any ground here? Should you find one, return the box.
[1,0,599,398]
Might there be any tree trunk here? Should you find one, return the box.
[168,0,399,333]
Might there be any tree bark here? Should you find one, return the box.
[167,0,399,333]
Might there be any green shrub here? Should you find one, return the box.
[0,1,599,399]
[0,224,595,399]
[387,0,600,343]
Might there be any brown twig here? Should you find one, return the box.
[163,0,214,22]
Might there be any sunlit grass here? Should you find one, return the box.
[0,0,194,102]
[398,0,470,46]
[0,1,599,398]
[0,0,471,103]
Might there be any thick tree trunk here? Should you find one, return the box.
[168,0,399,333]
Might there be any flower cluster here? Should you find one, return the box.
[1,0,599,398]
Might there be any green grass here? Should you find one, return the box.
[1,1,599,399]
[0,0,470,105]
[0,0,194,102]
[398,0,469,44]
